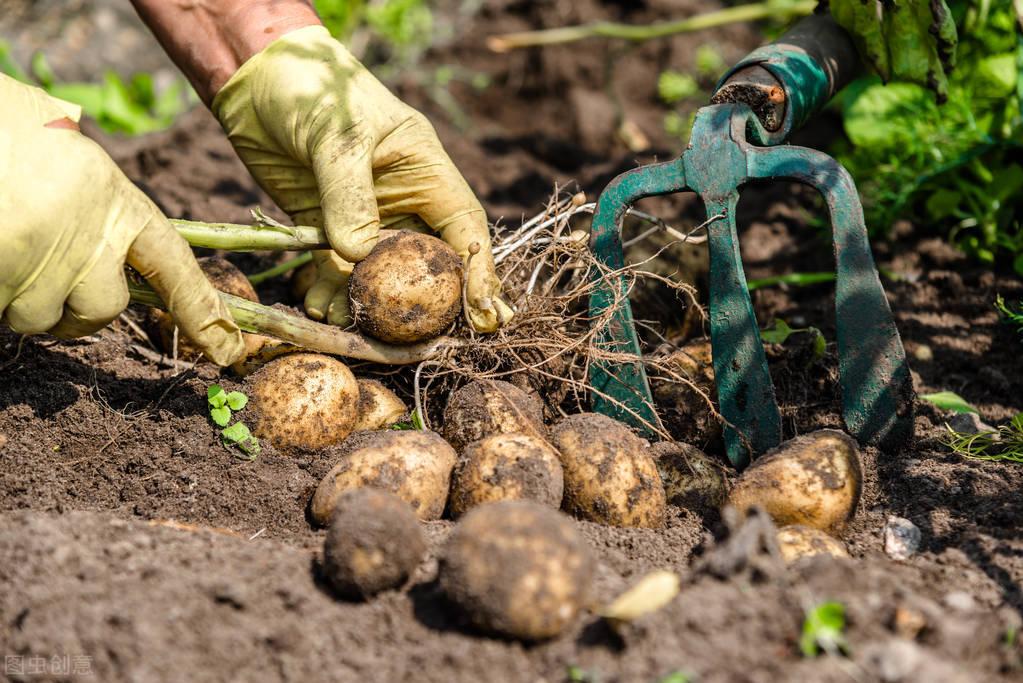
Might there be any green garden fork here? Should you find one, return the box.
[588,14,915,468]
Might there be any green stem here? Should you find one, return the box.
[247,252,314,285]
[170,219,327,251]
[746,271,836,291]
[127,281,457,365]
[486,1,815,51]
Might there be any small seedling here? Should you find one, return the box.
[207,384,260,459]
[995,295,1023,340]
[944,413,1023,464]
[761,318,827,360]
[800,601,849,658]
[920,390,978,415]
[657,673,692,683]
[565,665,598,683]
[390,409,425,431]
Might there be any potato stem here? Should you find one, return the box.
[127,281,458,365]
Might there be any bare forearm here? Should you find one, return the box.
[131,0,321,105]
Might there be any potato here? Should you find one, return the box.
[156,256,262,361]
[652,339,722,447]
[310,430,457,525]
[776,525,850,564]
[550,413,665,528]
[448,433,564,517]
[352,379,407,431]
[349,232,463,344]
[439,501,592,640]
[727,429,862,534]
[322,488,427,599]
[650,441,729,512]
[247,353,359,451]
[442,379,546,453]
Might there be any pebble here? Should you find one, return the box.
[865,639,923,682]
[947,412,994,435]
[912,344,933,362]
[884,517,921,560]
[0,432,6,450]
[943,591,976,612]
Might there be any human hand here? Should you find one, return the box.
[0,75,244,365]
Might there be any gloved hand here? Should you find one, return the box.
[0,75,244,365]
[211,25,513,332]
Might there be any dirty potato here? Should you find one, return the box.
[448,433,564,517]
[442,379,546,453]
[776,525,850,564]
[650,441,729,512]
[310,430,457,525]
[156,255,264,362]
[352,379,407,431]
[550,413,665,528]
[247,353,360,451]
[727,429,862,534]
[652,338,722,447]
[439,500,592,640]
[322,488,427,599]
[348,232,463,344]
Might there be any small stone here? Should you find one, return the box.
[912,345,933,362]
[864,639,924,682]
[0,432,7,450]
[884,517,921,560]
[892,606,927,640]
[947,412,994,435]
[943,591,976,612]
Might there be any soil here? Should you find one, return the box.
[2,1,1023,682]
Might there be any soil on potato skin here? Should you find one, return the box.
[2,1,1023,681]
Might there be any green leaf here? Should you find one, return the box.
[975,53,1018,98]
[920,391,978,414]
[221,422,252,443]
[46,82,105,116]
[30,52,55,87]
[0,40,29,82]
[658,71,699,104]
[810,327,827,359]
[207,384,228,408]
[694,44,725,80]
[210,406,232,427]
[657,673,691,683]
[800,601,848,658]
[842,81,936,147]
[226,391,249,411]
[760,319,794,345]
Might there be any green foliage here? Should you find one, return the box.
[834,1,1022,274]
[761,318,827,359]
[314,0,433,63]
[995,295,1023,339]
[659,71,700,104]
[920,390,978,414]
[0,41,190,135]
[207,384,260,459]
[656,673,692,683]
[944,413,1023,463]
[390,409,425,431]
[800,601,849,658]
[565,665,597,683]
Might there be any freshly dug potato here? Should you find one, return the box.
[322,488,427,599]
[352,379,407,431]
[652,338,722,447]
[349,232,463,344]
[650,441,729,512]
[439,501,592,640]
[310,430,457,525]
[448,433,564,517]
[247,353,359,451]
[727,429,862,534]
[550,413,665,528]
[776,525,850,564]
[156,256,261,361]
[442,379,546,453]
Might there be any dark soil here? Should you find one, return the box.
[2,1,1023,682]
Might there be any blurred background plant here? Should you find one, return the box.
[0,40,192,135]
[833,0,1022,275]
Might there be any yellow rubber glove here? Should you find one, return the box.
[0,75,244,365]
[211,25,512,332]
